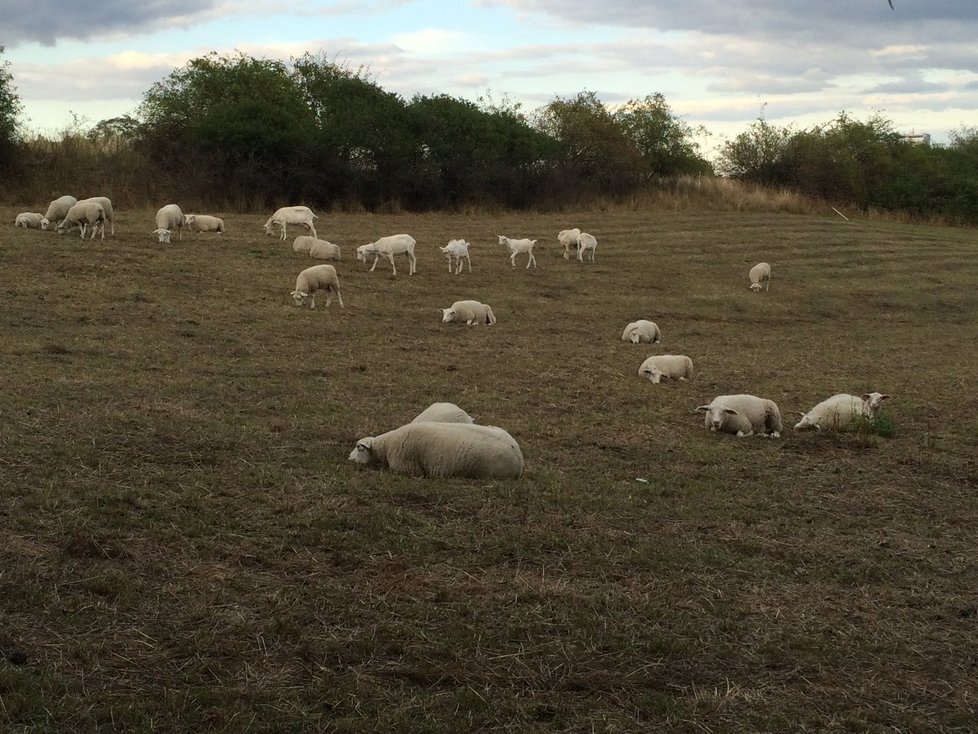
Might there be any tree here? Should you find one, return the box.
[0,46,23,170]
[613,93,712,178]
[715,117,794,183]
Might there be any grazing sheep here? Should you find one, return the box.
[794,392,892,431]
[184,214,225,234]
[153,204,184,243]
[349,422,524,479]
[40,195,77,231]
[357,234,417,275]
[440,239,472,274]
[558,228,581,259]
[696,394,783,438]
[441,299,496,325]
[291,264,343,309]
[576,232,597,262]
[498,235,537,269]
[622,320,660,344]
[57,201,106,241]
[263,205,318,240]
[75,197,115,235]
[411,402,475,425]
[15,212,43,229]
[638,355,693,384]
[749,262,771,292]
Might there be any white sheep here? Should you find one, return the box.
[576,232,597,262]
[357,234,417,275]
[794,392,892,431]
[558,228,582,259]
[349,422,524,479]
[440,239,472,274]
[75,197,115,235]
[153,204,184,243]
[498,235,537,269]
[411,402,475,424]
[696,394,783,438]
[293,236,340,261]
[57,201,106,241]
[638,355,693,383]
[184,214,225,234]
[441,299,496,325]
[40,195,77,230]
[263,206,318,241]
[622,320,660,344]
[749,262,771,292]
[291,264,344,309]
[15,212,43,229]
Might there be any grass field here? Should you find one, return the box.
[2,204,977,732]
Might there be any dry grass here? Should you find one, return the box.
[2,204,977,732]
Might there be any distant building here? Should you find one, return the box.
[900,133,931,146]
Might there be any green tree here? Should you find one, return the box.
[613,93,712,178]
[716,117,794,183]
[0,46,24,171]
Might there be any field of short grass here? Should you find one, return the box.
[2,204,977,732]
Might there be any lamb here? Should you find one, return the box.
[40,195,77,230]
[184,214,225,234]
[576,232,597,262]
[440,239,472,274]
[622,320,660,344]
[411,402,475,425]
[15,212,43,229]
[349,422,524,479]
[498,235,537,269]
[357,234,417,275]
[749,262,772,292]
[293,236,341,261]
[76,197,115,235]
[696,394,783,438]
[291,264,344,309]
[57,201,106,241]
[441,299,496,325]
[638,355,693,384]
[794,392,892,431]
[153,204,184,243]
[558,228,581,259]
[262,205,318,241]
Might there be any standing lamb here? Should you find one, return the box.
[349,422,524,479]
[576,232,597,262]
[441,299,496,325]
[153,204,185,243]
[357,234,417,275]
[57,201,106,241]
[622,320,660,344]
[184,214,225,233]
[291,264,344,309]
[15,212,44,229]
[794,392,892,431]
[558,228,582,260]
[411,402,475,424]
[638,355,693,384]
[498,235,537,269]
[263,206,318,241]
[40,195,77,230]
[749,262,772,292]
[696,394,783,438]
[440,239,472,274]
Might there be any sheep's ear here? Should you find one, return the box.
[695,405,710,413]
[879,394,892,401]
[722,408,740,416]
[796,411,807,418]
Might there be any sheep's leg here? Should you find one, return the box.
[389,254,397,276]
[527,251,536,269]
[466,256,471,273]
[309,294,316,309]
[336,288,344,308]
[510,252,516,268]
[408,251,417,275]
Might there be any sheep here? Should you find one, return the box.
[291,264,343,309]
[293,236,340,261]
[638,355,693,384]
[441,299,496,326]
[621,320,661,344]
[184,214,225,234]
[440,238,472,274]
[263,205,318,241]
[40,195,77,230]
[576,232,597,262]
[57,201,106,241]
[411,402,475,425]
[76,197,115,236]
[749,262,771,292]
[498,235,537,269]
[696,394,783,438]
[153,204,184,243]
[794,392,892,431]
[558,228,581,259]
[349,422,524,479]
[357,234,417,275]
[15,212,43,229]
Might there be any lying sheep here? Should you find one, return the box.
[622,320,660,344]
[440,239,472,274]
[498,235,537,269]
[263,205,318,241]
[291,264,344,309]
[349,422,524,479]
[577,232,597,262]
[309,238,341,261]
[749,262,771,292]
[184,214,225,234]
[411,402,475,424]
[58,201,106,241]
[153,204,184,243]
[696,394,783,438]
[794,392,892,431]
[15,212,43,229]
[40,195,77,230]
[357,234,417,275]
[638,355,693,383]
[558,228,581,259]
[441,299,496,325]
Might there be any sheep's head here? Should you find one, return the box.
[640,367,664,384]
[793,411,820,431]
[629,330,642,344]
[749,282,763,292]
[152,228,172,243]
[40,217,51,230]
[262,223,276,236]
[497,235,508,246]
[441,308,457,323]
[861,392,891,416]
[348,438,375,464]
[356,245,373,263]
[696,404,740,431]
[184,215,197,228]
[290,290,310,307]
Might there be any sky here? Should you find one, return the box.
[2,0,977,156]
